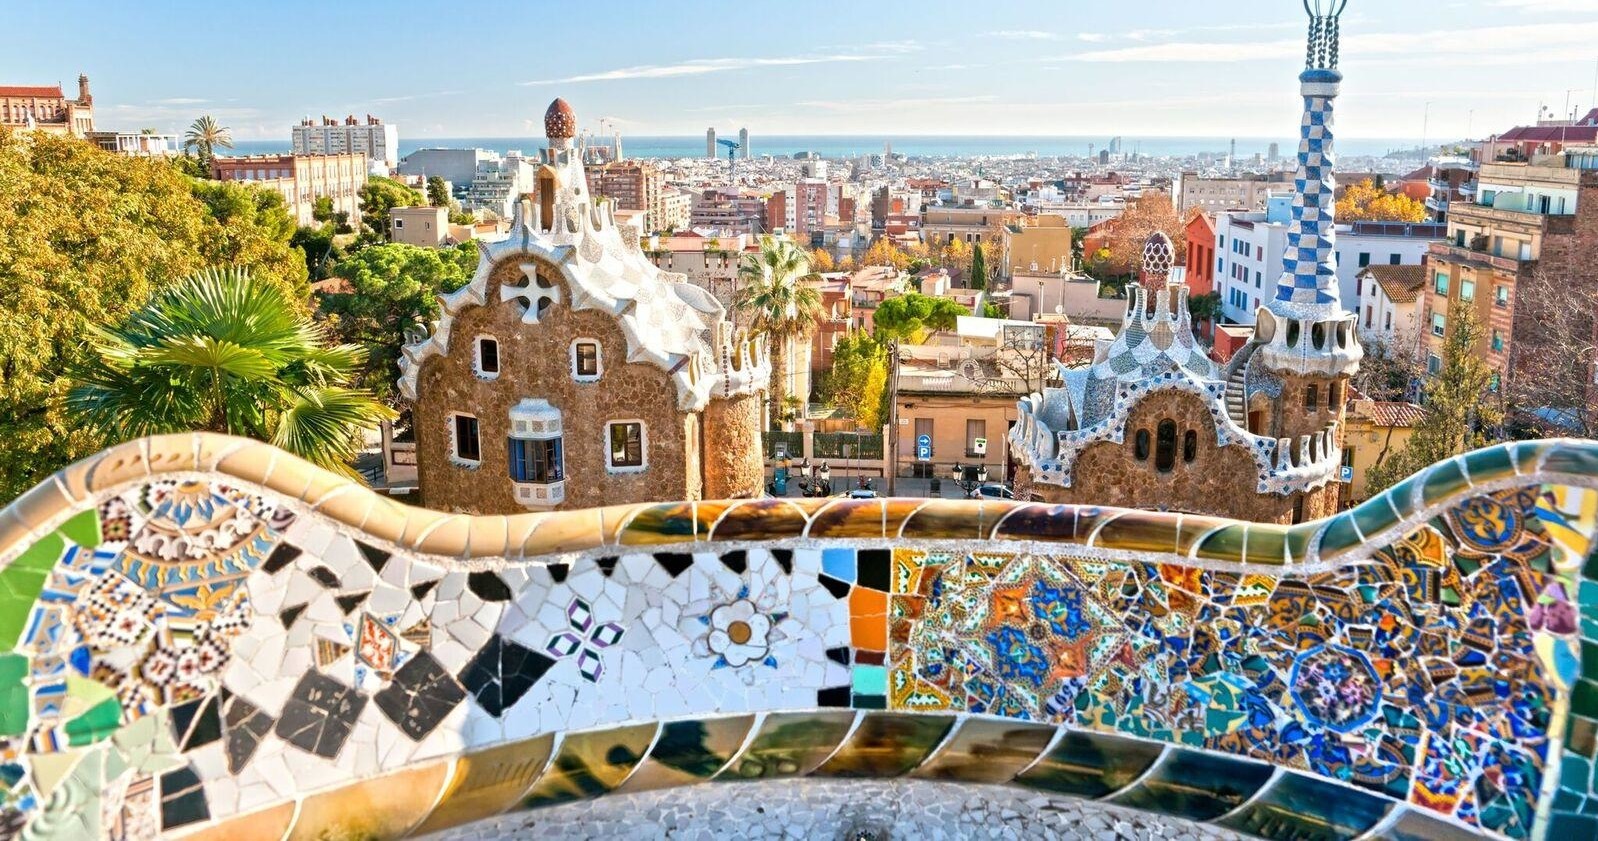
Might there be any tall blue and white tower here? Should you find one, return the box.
[1253,0,1362,380]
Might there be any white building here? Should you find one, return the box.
[397,148,499,190]
[293,116,400,169]
[462,150,538,218]
[88,130,179,157]
[1355,264,1426,351]
[1217,197,1444,324]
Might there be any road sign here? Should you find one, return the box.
[1339,465,1353,483]
[972,437,988,456]
[774,442,789,459]
[916,434,932,462]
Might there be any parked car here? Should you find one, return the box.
[974,484,1014,500]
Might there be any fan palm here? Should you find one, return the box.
[68,268,395,479]
[182,115,233,171]
[735,236,823,427]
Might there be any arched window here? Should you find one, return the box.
[1183,430,1197,463]
[1329,380,1343,407]
[1305,384,1319,411]
[1134,429,1150,461]
[1155,420,1177,471]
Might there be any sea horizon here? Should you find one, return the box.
[227,134,1438,161]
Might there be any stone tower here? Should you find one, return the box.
[1249,0,1361,455]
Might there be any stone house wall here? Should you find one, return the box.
[702,394,764,498]
[1023,389,1339,524]
[414,257,691,513]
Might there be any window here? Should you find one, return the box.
[475,337,500,378]
[1460,279,1474,302]
[393,219,405,229]
[1364,307,1372,328]
[1491,330,1504,353]
[571,340,602,381]
[1305,384,1319,411]
[1255,270,1262,288]
[965,419,986,456]
[1255,245,1263,260]
[1431,312,1446,337]
[1182,430,1198,463]
[1384,311,1392,330]
[1427,354,1442,375]
[1495,285,1509,307]
[606,421,646,470]
[1134,429,1150,461]
[1330,380,1343,406]
[1358,252,1371,268]
[451,414,481,464]
[1434,272,1449,295]
[1154,420,1177,472]
[1389,253,1401,265]
[509,437,563,483]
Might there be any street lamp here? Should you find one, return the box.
[950,463,989,497]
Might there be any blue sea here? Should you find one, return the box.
[229,134,1428,161]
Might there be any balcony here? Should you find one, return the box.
[1427,241,1526,274]
[513,479,565,507]
[1424,195,1448,214]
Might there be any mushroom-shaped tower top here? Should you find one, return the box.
[1141,231,1174,280]
[544,98,576,139]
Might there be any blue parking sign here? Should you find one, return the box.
[916,434,932,462]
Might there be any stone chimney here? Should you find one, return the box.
[77,74,91,105]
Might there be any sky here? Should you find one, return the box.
[5,0,1598,142]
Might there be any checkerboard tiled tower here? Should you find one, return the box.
[1252,0,1361,379]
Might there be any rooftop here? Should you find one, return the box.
[1359,264,1427,304]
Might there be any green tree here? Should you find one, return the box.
[981,300,1005,319]
[1365,299,1503,493]
[318,243,479,403]
[312,195,335,223]
[426,176,450,208]
[735,236,823,426]
[872,292,968,342]
[189,179,310,302]
[970,241,988,291]
[357,176,425,241]
[67,268,393,479]
[182,115,232,173]
[825,333,889,429]
[1187,291,1222,324]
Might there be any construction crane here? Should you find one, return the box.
[716,137,741,186]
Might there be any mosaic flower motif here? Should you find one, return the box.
[986,626,1050,689]
[1527,581,1578,636]
[545,598,624,682]
[1288,644,1381,732]
[1030,580,1092,641]
[693,584,788,672]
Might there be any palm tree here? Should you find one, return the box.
[68,268,394,479]
[735,236,823,428]
[183,115,233,173]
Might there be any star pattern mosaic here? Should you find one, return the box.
[0,440,1595,840]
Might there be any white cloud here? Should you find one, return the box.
[985,30,1059,41]
[1070,20,1598,64]
[1077,33,1111,43]
[1489,0,1598,11]
[151,97,207,105]
[520,51,891,85]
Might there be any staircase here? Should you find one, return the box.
[1224,344,1256,428]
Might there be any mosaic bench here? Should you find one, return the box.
[1,433,1596,840]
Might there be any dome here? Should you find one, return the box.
[544,98,577,139]
[1140,231,1174,279]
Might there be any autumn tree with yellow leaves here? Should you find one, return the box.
[1335,178,1428,223]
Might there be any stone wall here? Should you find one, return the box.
[415,258,690,513]
[1269,370,1346,443]
[701,393,763,499]
[1030,389,1323,523]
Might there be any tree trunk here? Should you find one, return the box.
[769,335,789,429]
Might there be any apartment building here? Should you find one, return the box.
[1176,172,1290,213]
[1002,214,1072,277]
[1423,154,1598,378]
[390,206,448,247]
[585,160,665,233]
[211,153,366,227]
[1355,264,1427,350]
[293,115,398,169]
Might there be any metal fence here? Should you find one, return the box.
[766,431,804,460]
[813,432,884,460]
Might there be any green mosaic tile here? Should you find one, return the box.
[1384,472,1423,519]
[1461,445,1518,487]
[1545,443,1598,480]
[1583,642,1598,682]
[0,654,28,737]
[0,532,63,650]
[54,509,99,550]
[1573,679,1598,720]
[63,696,121,747]
[1315,514,1363,561]
[1351,491,1401,540]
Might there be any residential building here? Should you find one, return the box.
[1340,397,1424,505]
[399,99,769,514]
[1217,199,1443,324]
[1013,23,1360,523]
[1008,272,1125,324]
[893,338,1039,482]
[398,148,500,190]
[1406,157,1477,222]
[1423,154,1598,378]
[660,189,692,232]
[390,206,449,247]
[211,153,366,227]
[463,150,538,218]
[585,160,665,233]
[690,189,765,235]
[0,75,93,137]
[1183,211,1216,297]
[806,273,853,381]
[1479,108,1598,163]
[293,115,399,169]
[1003,214,1072,277]
[644,231,757,315]
[793,178,829,239]
[88,130,179,157]
[1176,171,1290,213]
[1355,264,1426,350]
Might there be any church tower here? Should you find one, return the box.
[1249,0,1361,447]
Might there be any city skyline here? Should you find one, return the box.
[5,0,1597,142]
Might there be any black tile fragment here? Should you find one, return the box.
[819,574,852,600]
[458,634,555,717]
[466,571,512,602]
[273,672,367,758]
[307,566,340,588]
[654,553,693,578]
[857,550,891,591]
[261,544,301,574]
[770,549,794,575]
[374,651,466,740]
[356,541,390,574]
